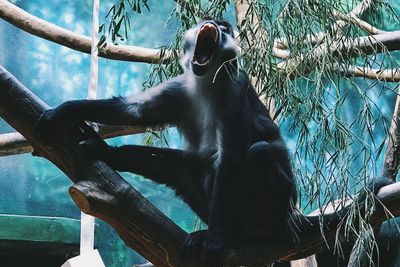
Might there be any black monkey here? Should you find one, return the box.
[37,19,297,264]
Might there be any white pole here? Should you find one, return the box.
[80,0,99,255]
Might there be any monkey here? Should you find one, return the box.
[37,19,298,265]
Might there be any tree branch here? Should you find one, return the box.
[350,0,374,18]
[333,11,386,35]
[334,0,375,32]
[0,0,171,63]
[277,31,400,77]
[275,0,394,79]
[274,14,386,52]
[272,0,375,50]
[233,1,399,81]
[274,32,326,50]
[0,124,147,156]
[0,132,32,156]
[334,65,400,82]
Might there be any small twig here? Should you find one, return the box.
[274,32,326,50]
[334,64,400,82]
[333,11,386,35]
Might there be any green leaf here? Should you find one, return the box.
[98,23,104,33]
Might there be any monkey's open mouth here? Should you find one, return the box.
[193,23,219,66]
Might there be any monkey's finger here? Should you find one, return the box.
[79,122,98,139]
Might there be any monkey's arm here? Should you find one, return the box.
[37,75,188,130]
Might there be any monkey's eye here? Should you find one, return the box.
[219,26,230,34]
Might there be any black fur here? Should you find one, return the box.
[37,19,297,265]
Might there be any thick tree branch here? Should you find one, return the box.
[0,0,170,63]
[0,125,147,156]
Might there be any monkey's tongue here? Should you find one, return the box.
[193,23,218,65]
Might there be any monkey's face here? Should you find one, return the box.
[180,19,238,76]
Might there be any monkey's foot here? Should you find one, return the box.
[182,230,224,267]
[79,137,115,168]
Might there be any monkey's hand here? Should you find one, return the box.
[36,108,79,145]
[182,230,224,267]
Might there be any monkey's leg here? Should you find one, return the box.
[84,142,208,221]
[238,141,296,240]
